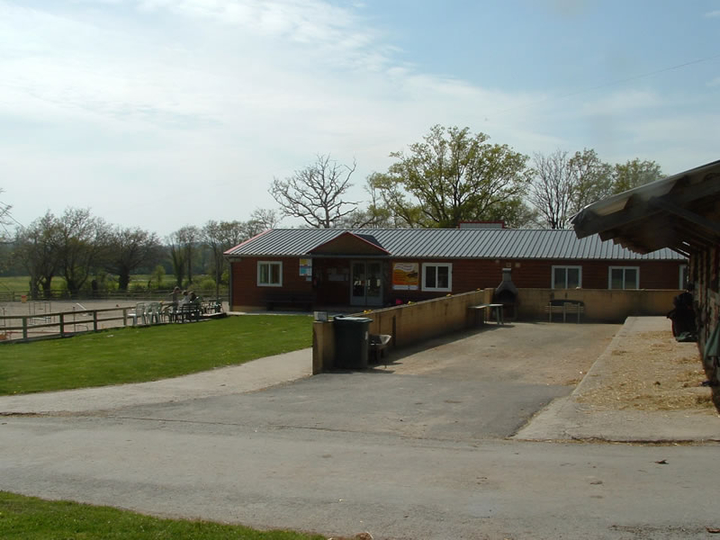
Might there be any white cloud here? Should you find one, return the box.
[0,0,716,235]
[703,10,720,18]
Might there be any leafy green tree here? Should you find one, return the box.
[371,125,532,228]
[529,149,664,229]
[612,158,663,193]
[13,212,60,299]
[54,208,111,297]
[151,265,166,289]
[270,154,358,228]
[106,227,162,292]
[568,149,614,212]
[203,220,248,300]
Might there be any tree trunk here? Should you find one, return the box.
[40,279,53,300]
[118,271,131,292]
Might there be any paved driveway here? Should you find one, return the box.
[10,322,720,540]
[96,322,619,442]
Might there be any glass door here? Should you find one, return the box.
[351,261,383,306]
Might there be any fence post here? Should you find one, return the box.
[93,311,98,332]
[22,316,28,340]
[60,313,65,338]
[123,308,128,327]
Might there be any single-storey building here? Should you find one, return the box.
[224,227,686,312]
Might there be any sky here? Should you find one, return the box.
[1,0,718,238]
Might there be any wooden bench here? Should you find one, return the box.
[545,301,585,323]
[468,303,504,325]
[266,292,314,311]
[176,303,202,323]
[369,334,392,365]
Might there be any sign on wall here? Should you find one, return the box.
[392,262,419,290]
[299,258,312,278]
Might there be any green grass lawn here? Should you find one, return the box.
[0,491,325,540]
[0,315,312,396]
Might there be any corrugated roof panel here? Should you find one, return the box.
[225,228,686,261]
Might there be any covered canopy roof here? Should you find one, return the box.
[571,159,720,257]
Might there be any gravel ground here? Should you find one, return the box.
[575,328,714,413]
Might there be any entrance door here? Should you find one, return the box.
[351,261,383,306]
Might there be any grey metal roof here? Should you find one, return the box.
[225,228,684,261]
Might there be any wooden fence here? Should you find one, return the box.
[0,306,135,342]
[0,288,229,303]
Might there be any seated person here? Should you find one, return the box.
[178,290,190,306]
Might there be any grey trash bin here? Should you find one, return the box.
[333,316,372,369]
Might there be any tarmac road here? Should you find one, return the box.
[1,319,719,539]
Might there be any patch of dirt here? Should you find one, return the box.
[575,330,715,413]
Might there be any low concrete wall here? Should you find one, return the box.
[312,288,493,373]
[311,287,682,373]
[517,288,679,323]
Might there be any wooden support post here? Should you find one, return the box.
[22,317,28,340]
[93,311,98,332]
[60,313,65,338]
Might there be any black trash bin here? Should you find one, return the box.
[333,316,372,369]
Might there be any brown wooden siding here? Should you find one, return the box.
[231,257,313,308]
[231,257,686,308]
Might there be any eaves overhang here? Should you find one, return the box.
[571,159,720,256]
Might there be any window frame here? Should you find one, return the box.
[551,265,582,289]
[421,263,452,292]
[608,266,640,290]
[257,261,283,287]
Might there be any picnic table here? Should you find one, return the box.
[468,303,504,325]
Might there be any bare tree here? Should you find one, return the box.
[172,226,201,285]
[335,176,397,228]
[247,208,280,236]
[529,150,575,229]
[530,148,616,228]
[270,154,358,228]
[0,188,12,237]
[167,239,187,288]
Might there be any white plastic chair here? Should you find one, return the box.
[130,302,147,325]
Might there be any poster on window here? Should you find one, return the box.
[299,258,312,277]
[392,262,419,290]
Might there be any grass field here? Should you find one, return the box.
[0,275,219,294]
[0,491,325,540]
[0,315,312,395]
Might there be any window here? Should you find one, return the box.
[679,265,689,289]
[552,266,582,289]
[609,266,639,290]
[422,263,452,292]
[257,261,282,287]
